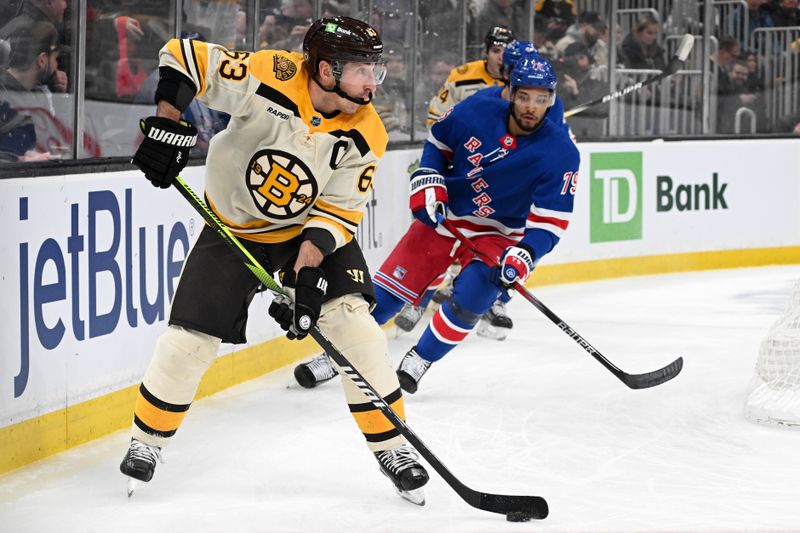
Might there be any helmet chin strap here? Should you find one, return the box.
[311,75,372,105]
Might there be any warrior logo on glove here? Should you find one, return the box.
[132,116,198,189]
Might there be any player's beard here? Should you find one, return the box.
[510,104,542,133]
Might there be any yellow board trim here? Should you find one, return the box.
[0,335,321,475]
[528,247,800,288]
[2,246,799,475]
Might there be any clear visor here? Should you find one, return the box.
[337,61,387,86]
[514,89,552,106]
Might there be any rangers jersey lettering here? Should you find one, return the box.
[160,39,388,252]
[421,94,580,262]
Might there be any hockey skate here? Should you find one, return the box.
[374,445,429,505]
[476,300,513,341]
[294,352,338,388]
[120,438,163,497]
[394,303,425,332]
[396,347,432,394]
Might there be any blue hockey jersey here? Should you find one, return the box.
[420,94,580,262]
[473,85,569,133]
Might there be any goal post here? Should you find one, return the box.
[744,280,800,428]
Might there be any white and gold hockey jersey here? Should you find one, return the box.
[426,59,504,126]
[160,39,388,252]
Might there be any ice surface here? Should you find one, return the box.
[2,266,799,532]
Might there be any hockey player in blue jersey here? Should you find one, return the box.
[373,52,581,393]
[430,41,574,341]
[395,41,574,343]
[292,51,579,391]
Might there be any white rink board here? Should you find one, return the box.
[0,152,411,428]
[547,138,800,265]
[0,139,798,429]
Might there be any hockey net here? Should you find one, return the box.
[744,279,800,428]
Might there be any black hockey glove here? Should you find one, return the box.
[268,267,328,340]
[132,116,197,189]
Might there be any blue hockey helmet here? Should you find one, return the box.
[502,40,538,74]
[509,51,557,105]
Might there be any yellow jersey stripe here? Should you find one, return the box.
[166,39,188,72]
[313,198,364,226]
[190,40,209,96]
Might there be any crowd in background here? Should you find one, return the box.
[1,0,800,163]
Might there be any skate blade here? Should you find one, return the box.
[126,478,138,498]
[476,323,508,341]
[395,486,425,506]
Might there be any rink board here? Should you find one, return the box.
[1,138,799,474]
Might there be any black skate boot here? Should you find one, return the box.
[374,445,429,505]
[394,304,425,332]
[294,353,338,389]
[477,300,513,340]
[120,438,162,497]
[396,347,432,394]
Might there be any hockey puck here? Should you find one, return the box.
[506,511,532,522]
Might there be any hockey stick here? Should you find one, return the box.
[440,218,683,390]
[172,176,548,520]
[563,33,695,118]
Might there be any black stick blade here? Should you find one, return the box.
[478,493,549,519]
[620,356,684,389]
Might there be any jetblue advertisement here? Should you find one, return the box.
[0,152,416,428]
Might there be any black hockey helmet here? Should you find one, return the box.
[303,16,385,105]
[303,16,383,76]
[484,25,515,52]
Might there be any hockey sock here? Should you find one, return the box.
[415,262,500,361]
[498,289,512,304]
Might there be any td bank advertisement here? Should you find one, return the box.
[543,139,800,265]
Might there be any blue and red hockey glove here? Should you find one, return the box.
[497,245,535,287]
[409,168,448,228]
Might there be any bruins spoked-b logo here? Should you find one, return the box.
[247,149,318,219]
[273,54,297,81]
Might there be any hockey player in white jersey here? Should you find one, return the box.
[119,16,429,504]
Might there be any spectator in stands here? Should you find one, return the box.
[414,52,459,131]
[273,0,313,29]
[555,11,607,66]
[232,9,248,49]
[770,0,800,26]
[741,0,775,37]
[269,0,314,53]
[473,0,527,44]
[620,15,667,70]
[0,99,38,162]
[534,0,577,27]
[0,0,69,93]
[0,21,62,160]
[717,58,765,133]
[532,15,558,59]
[715,36,741,95]
[743,50,765,94]
[555,42,607,137]
[257,12,289,49]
